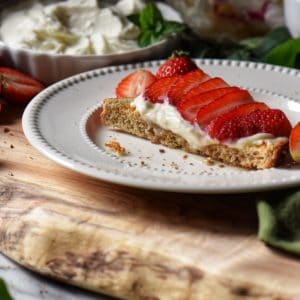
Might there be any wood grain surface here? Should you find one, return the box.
[1,106,300,300]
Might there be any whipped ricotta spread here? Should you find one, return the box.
[133,95,288,150]
[0,0,144,55]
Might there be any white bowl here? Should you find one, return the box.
[0,2,182,85]
[284,0,300,37]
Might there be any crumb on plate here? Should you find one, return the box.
[205,157,215,166]
[105,140,126,156]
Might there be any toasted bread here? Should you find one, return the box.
[100,98,289,169]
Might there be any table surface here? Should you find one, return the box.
[0,105,113,300]
[1,96,300,300]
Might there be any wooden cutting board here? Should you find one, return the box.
[1,106,300,300]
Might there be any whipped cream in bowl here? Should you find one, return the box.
[0,0,182,84]
[0,0,143,55]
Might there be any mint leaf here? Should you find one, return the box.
[128,3,184,48]
[0,278,13,300]
[265,39,300,68]
[162,21,185,36]
[139,3,163,31]
[127,14,140,27]
[138,32,160,47]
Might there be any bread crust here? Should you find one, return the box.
[100,98,288,169]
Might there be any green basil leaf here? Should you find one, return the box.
[127,14,140,27]
[140,3,163,31]
[265,38,300,68]
[0,279,13,300]
[254,26,291,59]
[162,21,185,36]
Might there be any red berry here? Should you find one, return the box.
[0,67,44,104]
[289,122,300,162]
[249,109,292,137]
[196,90,254,128]
[180,77,228,103]
[211,109,292,142]
[115,70,156,98]
[168,69,209,104]
[177,87,239,123]
[156,56,197,79]
[144,76,179,103]
[207,102,269,138]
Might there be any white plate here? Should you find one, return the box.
[22,59,300,193]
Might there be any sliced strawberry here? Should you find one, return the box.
[156,54,198,79]
[207,102,269,138]
[0,67,44,104]
[196,90,254,128]
[177,87,239,123]
[168,69,209,104]
[115,70,156,98]
[211,109,292,142]
[180,77,228,102]
[144,76,179,103]
[250,109,292,137]
[0,67,43,86]
[289,122,300,162]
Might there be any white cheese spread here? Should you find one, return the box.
[132,95,288,150]
[0,0,144,55]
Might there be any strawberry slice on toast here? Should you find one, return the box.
[207,102,269,139]
[180,77,229,103]
[144,76,179,103]
[168,69,209,104]
[177,87,240,123]
[209,109,292,142]
[116,70,156,98]
[196,90,254,128]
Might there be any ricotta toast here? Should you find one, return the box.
[101,55,297,169]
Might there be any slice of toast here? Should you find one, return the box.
[100,98,289,169]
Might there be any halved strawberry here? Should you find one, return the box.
[0,67,44,104]
[180,77,228,103]
[211,109,292,142]
[115,70,156,98]
[144,76,179,103]
[196,90,254,128]
[207,102,269,139]
[177,87,239,123]
[289,122,300,162]
[250,109,291,137]
[156,53,198,79]
[167,69,209,104]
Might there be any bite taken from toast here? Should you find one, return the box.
[100,54,300,170]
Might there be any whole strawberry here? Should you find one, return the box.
[156,52,198,79]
